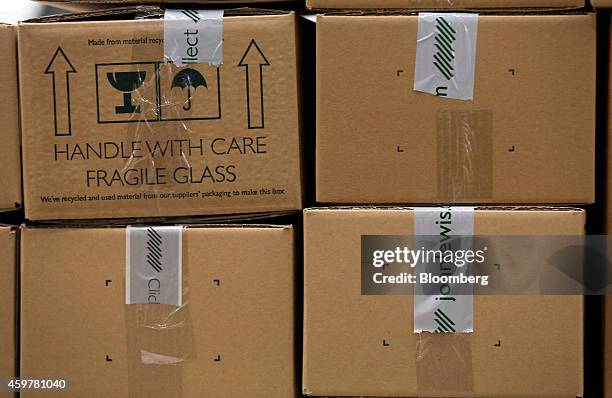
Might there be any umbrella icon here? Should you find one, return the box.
[171,68,207,111]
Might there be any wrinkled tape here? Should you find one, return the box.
[123,19,213,201]
[126,226,183,306]
[164,9,224,67]
[414,13,478,100]
[437,110,493,202]
[416,333,474,395]
[125,226,194,398]
[414,207,475,396]
[414,207,474,333]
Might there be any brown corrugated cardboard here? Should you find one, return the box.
[0,227,17,398]
[37,1,299,13]
[303,207,584,397]
[18,7,302,221]
[316,13,596,205]
[20,224,295,397]
[49,0,295,4]
[591,0,612,7]
[0,25,22,212]
[307,0,585,8]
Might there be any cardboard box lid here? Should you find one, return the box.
[0,227,17,383]
[591,0,612,7]
[316,12,596,205]
[306,0,585,8]
[21,224,296,397]
[0,25,22,211]
[42,0,296,5]
[36,1,297,13]
[303,207,584,397]
[18,7,303,220]
[39,0,301,13]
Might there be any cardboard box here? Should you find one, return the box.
[591,0,612,7]
[0,227,17,398]
[38,0,298,13]
[316,13,596,205]
[21,224,296,397]
[0,25,22,212]
[18,7,302,221]
[303,207,584,397]
[307,0,585,8]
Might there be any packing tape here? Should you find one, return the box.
[413,207,475,396]
[414,13,478,101]
[121,15,212,214]
[126,226,183,306]
[416,333,475,395]
[125,226,195,397]
[437,110,493,202]
[408,0,469,5]
[413,207,475,333]
[164,9,224,67]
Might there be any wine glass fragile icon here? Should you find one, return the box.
[106,71,147,114]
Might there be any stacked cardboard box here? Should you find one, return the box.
[0,25,22,213]
[592,0,612,7]
[0,227,17,397]
[315,12,595,204]
[20,224,295,397]
[303,207,584,397]
[0,23,21,398]
[19,6,302,221]
[307,0,585,8]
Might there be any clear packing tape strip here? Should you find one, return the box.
[125,225,193,398]
[416,333,474,396]
[436,110,493,202]
[117,9,225,218]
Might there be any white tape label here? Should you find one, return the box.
[414,13,478,101]
[126,226,183,306]
[413,207,474,333]
[164,9,224,67]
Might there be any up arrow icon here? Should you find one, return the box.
[45,47,76,136]
[238,40,269,129]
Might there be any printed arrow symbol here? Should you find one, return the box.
[45,47,76,136]
[238,40,269,129]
